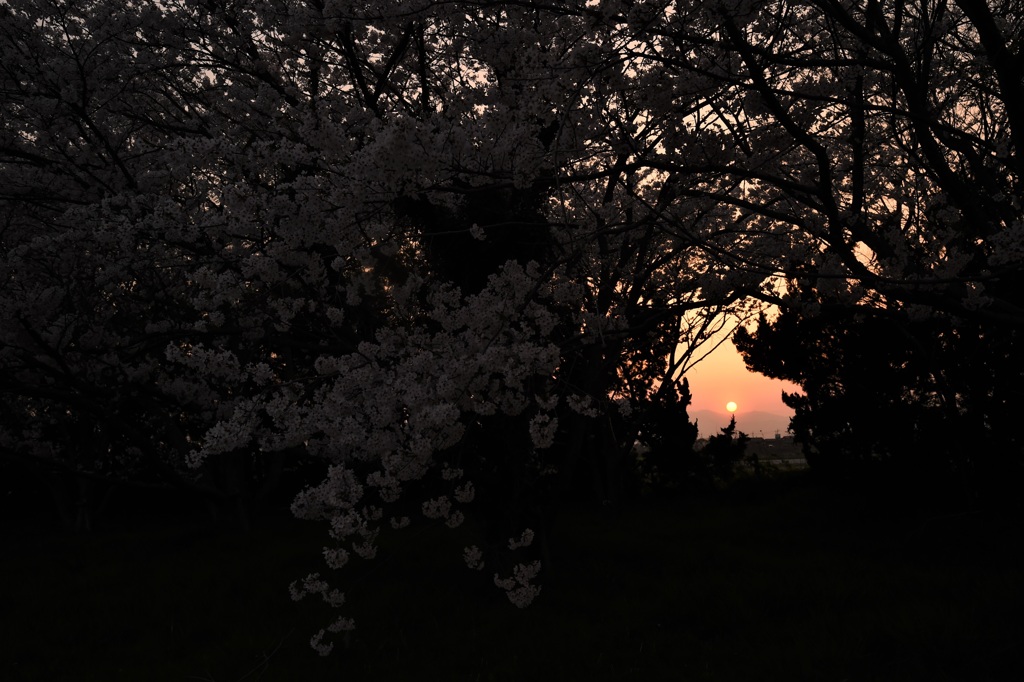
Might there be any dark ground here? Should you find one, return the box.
[2,469,1022,681]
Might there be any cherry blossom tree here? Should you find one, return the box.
[5,0,1020,652]
[0,0,733,644]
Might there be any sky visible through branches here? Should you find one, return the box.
[2,0,1022,656]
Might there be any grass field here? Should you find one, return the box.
[3,471,1022,681]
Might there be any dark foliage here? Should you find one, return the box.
[634,378,699,490]
[634,381,750,493]
[701,416,750,483]
[735,303,1024,494]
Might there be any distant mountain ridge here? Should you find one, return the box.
[690,409,792,439]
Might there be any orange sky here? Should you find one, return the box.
[682,334,800,417]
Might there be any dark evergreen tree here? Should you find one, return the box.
[735,301,1023,489]
[700,416,749,484]
[634,378,700,492]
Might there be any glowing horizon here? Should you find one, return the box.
[683,336,800,416]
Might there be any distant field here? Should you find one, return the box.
[745,437,808,470]
[3,472,1022,681]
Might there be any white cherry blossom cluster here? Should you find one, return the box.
[507,528,535,551]
[463,545,485,571]
[493,560,543,609]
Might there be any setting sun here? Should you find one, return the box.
[726,401,738,413]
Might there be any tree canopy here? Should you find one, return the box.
[3,0,1022,651]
